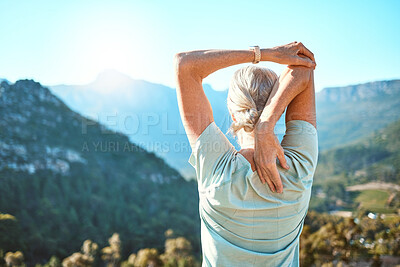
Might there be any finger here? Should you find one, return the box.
[298,43,315,62]
[274,136,288,169]
[260,166,276,192]
[297,51,316,68]
[293,56,315,68]
[270,166,283,193]
[254,158,266,184]
[266,177,276,193]
[277,149,289,170]
[263,165,278,193]
[255,165,266,185]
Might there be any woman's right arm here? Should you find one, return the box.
[174,42,315,146]
[253,42,316,193]
[254,66,314,192]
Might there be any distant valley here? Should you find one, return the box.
[0,79,200,263]
[50,70,400,178]
[1,73,400,265]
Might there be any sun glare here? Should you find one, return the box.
[66,5,148,85]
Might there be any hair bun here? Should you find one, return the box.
[230,107,259,134]
[243,108,258,132]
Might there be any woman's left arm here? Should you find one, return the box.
[174,43,316,191]
[174,49,266,145]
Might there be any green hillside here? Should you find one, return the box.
[0,80,200,265]
[316,79,400,150]
[2,77,400,265]
[51,75,400,178]
[310,118,400,212]
[352,190,396,214]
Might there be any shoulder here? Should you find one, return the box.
[188,121,238,189]
[281,120,318,174]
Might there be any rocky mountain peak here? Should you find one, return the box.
[0,77,200,262]
[317,79,400,103]
[92,69,134,88]
[0,79,62,108]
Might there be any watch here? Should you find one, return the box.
[249,45,261,64]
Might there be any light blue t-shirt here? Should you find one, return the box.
[188,120,318,267]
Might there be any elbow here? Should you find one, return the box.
[173,52,191,75]
[287,66,312,86]
[173,52,204,81]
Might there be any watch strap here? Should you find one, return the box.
[249,45,261,64]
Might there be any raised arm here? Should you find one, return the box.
[254,58,316,193]
[174,49,256,146]
[257,64,315,130]
[173,48,287,146]
[173,43,315,146]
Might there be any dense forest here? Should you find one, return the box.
[1,211,399,266]
[1,78,400,266]
[315,79,400,150]
[0,80,200,264]
[310,119,400,213]
[51,74,400,178]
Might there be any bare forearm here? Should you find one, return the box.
[174,48,275,80]
[256,66,311,132]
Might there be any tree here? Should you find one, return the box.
[134,249,162,267]
[160,235,198,267]
[62,240,98,267]
[121,254,136,267]
[0,214,22,252]
[101,233,121,267]
[62,253,92,267]
[4,251,25,267]
[41,256,61,267]
[82,240,98,260]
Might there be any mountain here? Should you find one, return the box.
[51,70,203,178]
[316,118,400,185]
[0,79,200,264]
[316,79,400,149]
[50,71,400,177]
[310,118,400,212]
[317,80,400,102]
[50,70,286,178]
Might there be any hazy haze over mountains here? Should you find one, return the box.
[316,79,400,149]
[316,80,400,102]
[50,70,235,178]
[1,72,399,263]
[50,70,287,178]
[50,70,400,178]
[0,78,200,262]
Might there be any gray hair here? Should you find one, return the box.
[227,65,278,135]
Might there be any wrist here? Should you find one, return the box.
[255,120,275,135]
[260,48,276,62]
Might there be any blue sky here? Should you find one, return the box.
[0,0,399,92]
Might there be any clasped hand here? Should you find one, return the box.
[254,41,315,193]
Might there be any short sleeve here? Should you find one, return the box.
[188,122,237,189]
[281,120,318,175]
